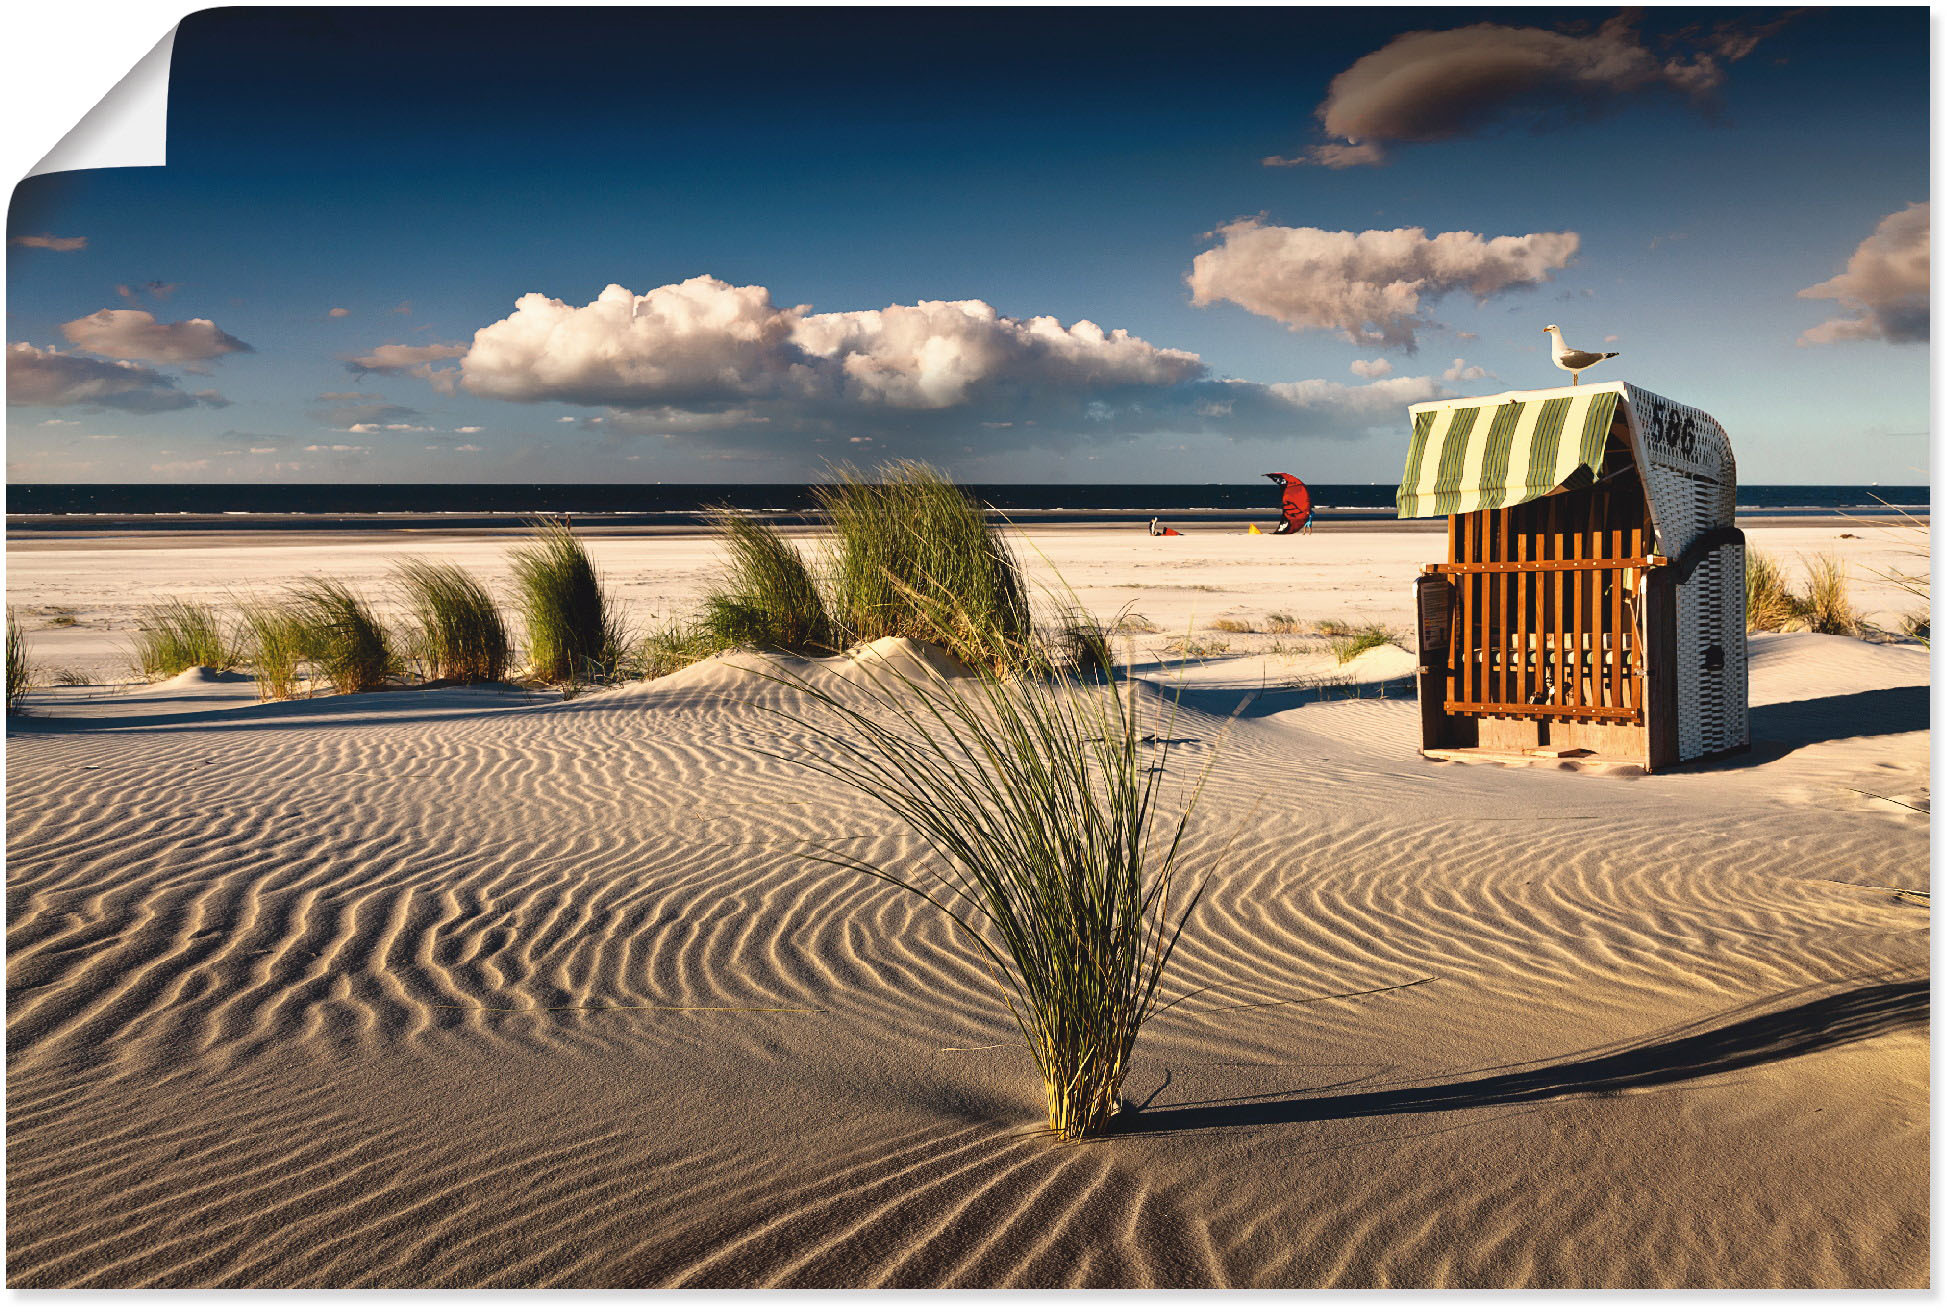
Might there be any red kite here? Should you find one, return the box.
[1263,473,1313,534]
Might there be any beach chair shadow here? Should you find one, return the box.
[1684,684,1930,771]
[1125,976,1926,1136]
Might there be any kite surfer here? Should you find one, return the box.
[1263,473,1313,535]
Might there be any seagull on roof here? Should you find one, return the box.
[1543,325,1619,385]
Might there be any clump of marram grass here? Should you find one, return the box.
[237,599,308,701]
[1744,550,1801,633]
[1264,611,1303,635]
[289,579,394,694]
[511,519,626,683]
[761,645,1213,1141]
[1325,621,1400,665]
[127,599,241,681]
[1111,613,1161,636]
[7,610,32,712]
[1209,617,1255,634]
[635,622,730,680]
[395,559,509,683]
[816,462,1034,673]
[1797,553,1861,637]
[1052,610,1114,676]
[697,509,836,654]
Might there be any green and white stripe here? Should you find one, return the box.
[1395,387,1621,518]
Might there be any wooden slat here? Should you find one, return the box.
[1427,558,1655,574]
[1515,507,1529,706]
[1551,496,1566,708]
[1445,699,1641,723]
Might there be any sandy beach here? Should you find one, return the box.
[5,520,1929,1287]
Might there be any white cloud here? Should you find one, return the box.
[59,309,253,364]
[1275,14,1785,168]
[248,446,279,454]
[1443,358,1488,381]
[453,443,482,452]
[1189,219,1578,349]
[416,274,1447,454]
[459,276,1202,413]
[38,418,79,426]
[1797,202,1929,346]
[327,307,352,318]
[453,425,483,433]
[1349,357,1393,378]
[6,342,230,413]
[346,422,434,433]
[304,443,371,454]
[8,234,86,252]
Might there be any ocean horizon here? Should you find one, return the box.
[4,482,1929,528]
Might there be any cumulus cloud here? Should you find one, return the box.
[6,342,231,413]
[1189,219,1578,349]
[347,422,434,433]
[8,234,86,252]
[1349,357,1393,378]
[1273,14,1784,168]
[1443,358,1489,381]
[59,309,253,364]
[1797,202,1929,346]
[415,274,1448,454]
[328,307,352,318]
[459,276,1202,413]
[305,443,371,454]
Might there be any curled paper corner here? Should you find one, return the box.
[27,26,177,178]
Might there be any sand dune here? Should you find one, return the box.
[5,528,1929,1288]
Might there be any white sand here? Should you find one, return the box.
[4,523,1929,1287]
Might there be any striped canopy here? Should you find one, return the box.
[1396,386,1621,518]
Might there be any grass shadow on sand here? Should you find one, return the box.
[1124,977,1926,1136]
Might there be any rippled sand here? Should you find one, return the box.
[5,529,1930,1288]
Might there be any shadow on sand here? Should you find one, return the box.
[1125,977,1927,1136]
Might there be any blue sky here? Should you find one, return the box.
[5,6,1930,484]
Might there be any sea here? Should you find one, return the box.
[4,483,1930,532]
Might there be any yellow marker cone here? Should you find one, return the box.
[1247,523,1261,535]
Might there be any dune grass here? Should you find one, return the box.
[816,462,1034,673]
[1797,553,1861,636]
[238,599,310,701]
[764,651,1211,1141]
[697,510,836,654]
[636,622,730,680]
[128,599,241,681]
[1052,611,1115,676]
[1209,617,1255,634]
[7,610,31,712]
[1744,550,1801,633]
[511,519,625,683]
[1263,611,1304,635]
[395,559,510,683]
[1322,620,1399,664]
[289,579,394,694]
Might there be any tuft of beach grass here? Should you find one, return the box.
[815,462,1035,673]
[510,519,626,683]
[238,598,309,701]
[1797,553,1861,636]
[7,610,31,712]
[697,509,836,654]
[289,579,394,694]
[761,641,1212,1142]
[1744,550,1801,633]
[1325,621,1399,665]
[395,559,510,683]
[128,599,241,681]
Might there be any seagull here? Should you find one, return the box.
[1543,324,1619,385]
